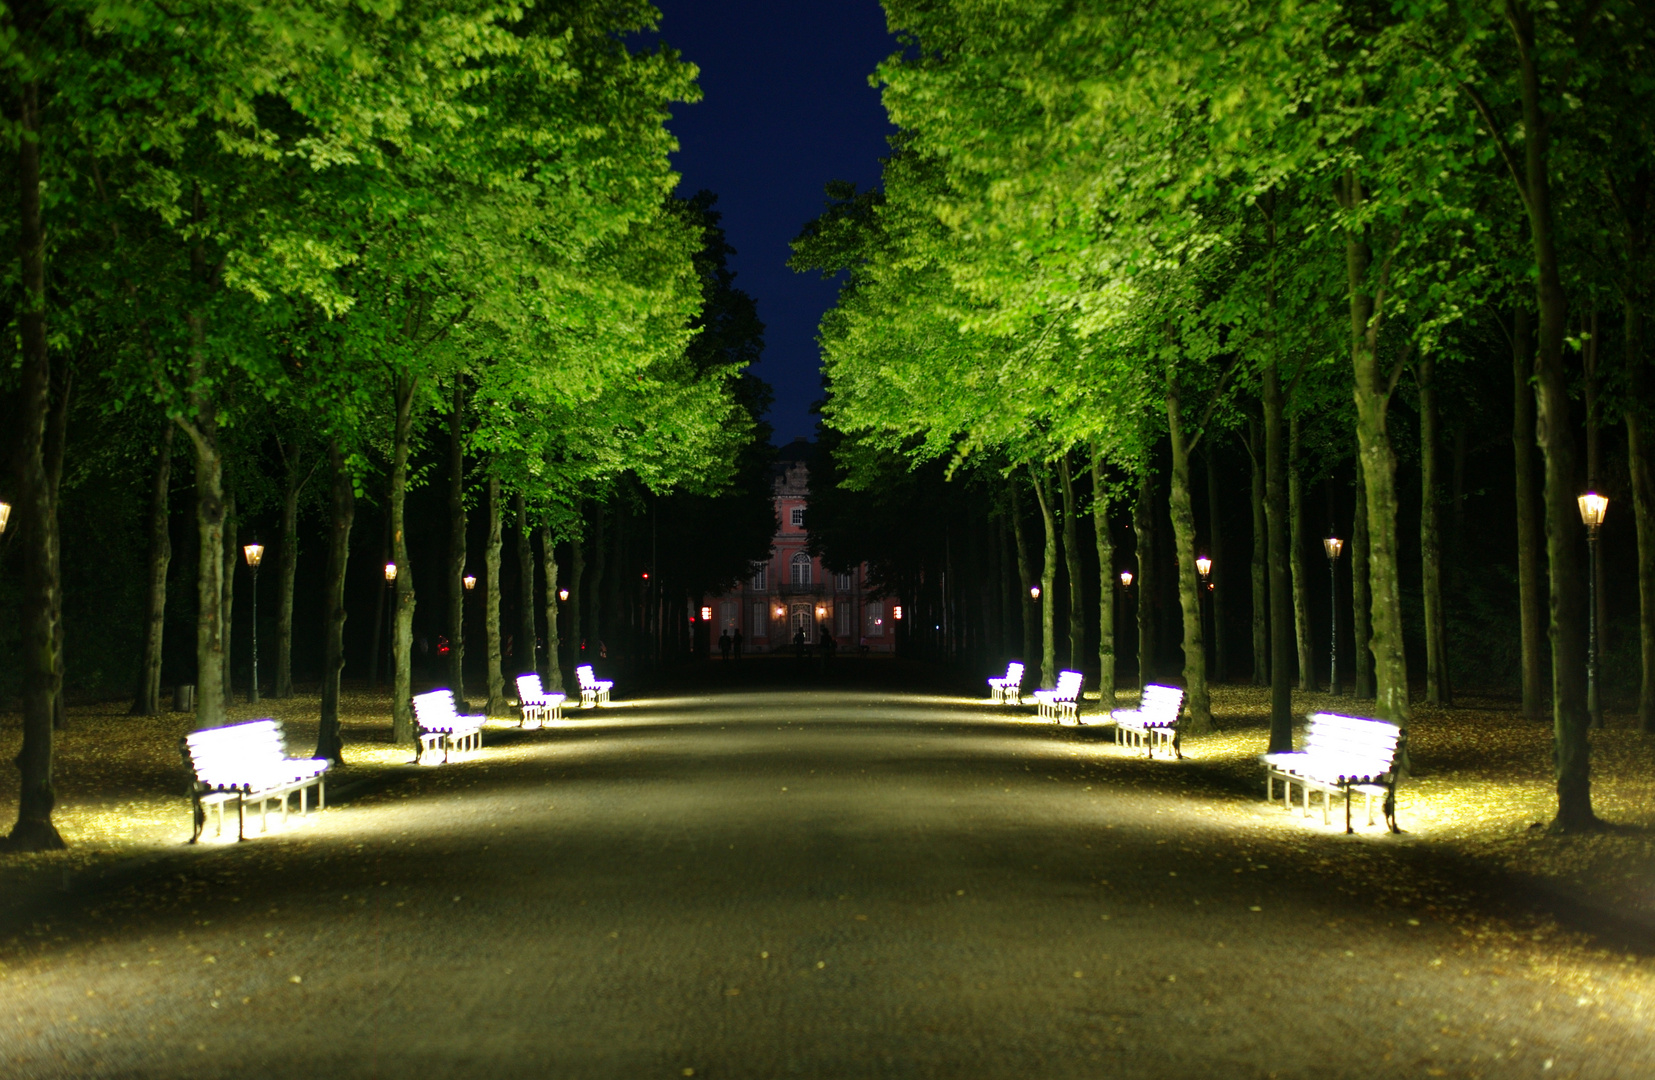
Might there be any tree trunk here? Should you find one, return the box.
[1091,447,1116,707]
[273,444,307,699]
[132,423,174,716]
[1583,308,1607,728]
[1352,448,1373,699]
[1289,414,1314,692]
[1166,375,1212,731]
[1506,0,1594,829]
[1248,417,1269,687]
[1206,442,1228,684]
[390,374,418,746]
[1419,356,1451,706]
[515,493,537,682]
[1627,298,1655,735]
[484,471,506,715]
[6,75,66,849]
[567,530,585,669]
[368,509,390,690]
[1033,470,1059,690]
[1011,486,1040,678]
[1135,462,1157,690]
[1510,306,1548,720]
[316,439,354,764]
[1343,170,1410,726]
[221,491,237,708]
[186,395,228,729]
[1059,454,1085,680]
[539,526,563,690]
[445,382,468,705]
[45,358,69,733]
[1262,364,1294,751]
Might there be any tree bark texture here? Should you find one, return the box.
[445,382,468,706]
[1248,417,1269,687]
[515,492,537,682]
[44,359,69,732]
[1289,414,1313,692]
[368,510,389,690]
[220,492,236,707]
[1352,448,1373,699]
[273,442,309,699]
[1506,0,1595,830]
[1206,443,1228,684]
[1583,309,1608,703]
[484,471,506,715]
[1166,376,1212,731]
[1011,487,1040,679]
[390,374,418,745]
[6,76,66,849]
[1091,448,1117,706]
[1262,364,1294,751]
[539,526,563,690]
[566,530,585,670]
[1135,463,1158,691]
[132,422,173,716]
[1059,454,1086,678]
[1419,356,1451,706]
[1033,470,1059,690]
[316,440,354,764]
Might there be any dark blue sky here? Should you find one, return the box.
[650,1,897,444]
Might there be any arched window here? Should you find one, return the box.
[790,552,812,586]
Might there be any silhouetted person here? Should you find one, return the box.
[732,628,744,659]
[793,626,808,664]
[719,629,732,661]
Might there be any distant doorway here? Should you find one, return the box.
[791,603,814,638]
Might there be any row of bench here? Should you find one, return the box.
[985,662,1403,834]
[181,665,617,842]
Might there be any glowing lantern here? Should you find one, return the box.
[384,562,398,583]
[1119,569,1133,588]
[463,574,477,591]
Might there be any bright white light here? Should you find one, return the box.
[463,574,477,591]
[1578,492,1609,529]
[1119,569,1133,588]
[1196,555,1212,578]
[1323,536,1344,560]
[558,588,569,601]
[1030,586,1041,599]
[243,543,265,569]
[384,562,398,583]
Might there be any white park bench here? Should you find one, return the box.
[988,661,1026,705]
[1261,712,1403,833]
[515,673,567,727]
[411,689,485,764]
[1112,684,1186,759]
[1033,669,1084,724]
[576,664,612,707]
[181,719,330,842]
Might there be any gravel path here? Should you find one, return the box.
[2,674,1649,1078]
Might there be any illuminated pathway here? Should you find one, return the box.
[3,674,1650,1078]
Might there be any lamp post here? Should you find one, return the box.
[1196,556,1213,671]
[1323,535,1343,695]
[1119,569,1135,689]
[243,542,265,703]
[1578,492,1608,727]
[384,562,398,680]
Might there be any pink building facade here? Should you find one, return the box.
[703,444,894,653]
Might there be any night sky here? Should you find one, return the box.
[649,1,897,444]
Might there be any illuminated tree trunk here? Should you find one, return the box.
[1262,364,1294,751]
[1289,415,1313,691]
[1135,462,1158,690]
[1583,310,1606,728]
[315,439,354,764]
[516,492,538,682]
[1091,447,1116,706]
[1248,417,1268,687]
[1206,443,1228,684]
[484,471,506,715]
[1166,374,1212,732]
[273,441,312,699]
[1510,307,1547,720]
[445,382,468,706]
[566,527,585,669]
[1011,486,1040,679]
[367,511,389,690]
[6,75,65,849]
[390,374,418,746]
[1059,454,1085,678]
[1352,449,1373,699]
[133,422,173,716]
[539,526,563,691]
[185,337,228,731]
[1419,356,1451,706]
[220,492,236,708]
[1033,469,1059,689]
[45,361,68,732]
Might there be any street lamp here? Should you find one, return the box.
[1196,555,1212,581]
[384,562,398,583]
[383,562,398,681]
[1030,585,1041,600]
[558,588,569,602]
[463,573,477,591]
[1323,535,1344,695]
[1119,569,1133,589]
[1196,556,1213,671]
[243,542,265,703]
[1579,492,1608,726]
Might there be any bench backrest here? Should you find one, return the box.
[412,689,459,721]
[1139,684,1185,716]
[1302,713,1401,773]
[1003,661,1024,684]
[577,665,598,689]
[184,719,290,785]
[1053,670,1083,700]
[517,674,543,701]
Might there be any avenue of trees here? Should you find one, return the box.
[797,0,1654,833]
[0,1,774,851]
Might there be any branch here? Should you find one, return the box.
[1458,80,1529,211]
[1384,341,1416,402]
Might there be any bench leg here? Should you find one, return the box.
[318,777,325,812]
[191,796,205,844]
[1345,788,1353,834]
[237,795,246,842]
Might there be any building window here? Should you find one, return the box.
[835,603,853,637]
[751,565,767,590]
[790,506,805,528]
[834,572,853,591]
[752,602,768,637]
[790,552,812,585]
